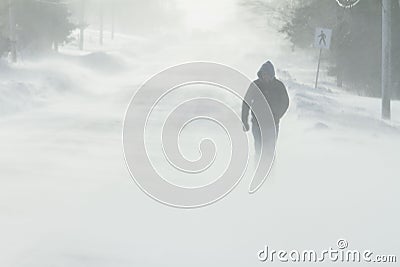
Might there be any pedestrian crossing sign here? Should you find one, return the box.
[314,27,332,50]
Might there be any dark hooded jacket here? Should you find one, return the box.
[241,76,289,127]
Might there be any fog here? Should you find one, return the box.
[0,0,399,266]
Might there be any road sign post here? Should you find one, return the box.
[314,28,332,89]
[315,48,322,89]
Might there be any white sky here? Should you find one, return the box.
[174,0,238,31]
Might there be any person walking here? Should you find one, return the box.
[241,61,289,155]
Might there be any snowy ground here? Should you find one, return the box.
[0,27,399,266]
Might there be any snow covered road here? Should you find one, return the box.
[1,30,399,266]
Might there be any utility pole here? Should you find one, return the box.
[79,0,85,50]
[335,7,346,87]
[111,2,115,40]
[99,0,104,45]
[381,0,391,120]
[8,0,17,63]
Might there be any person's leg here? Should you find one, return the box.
[252,120,261,156]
